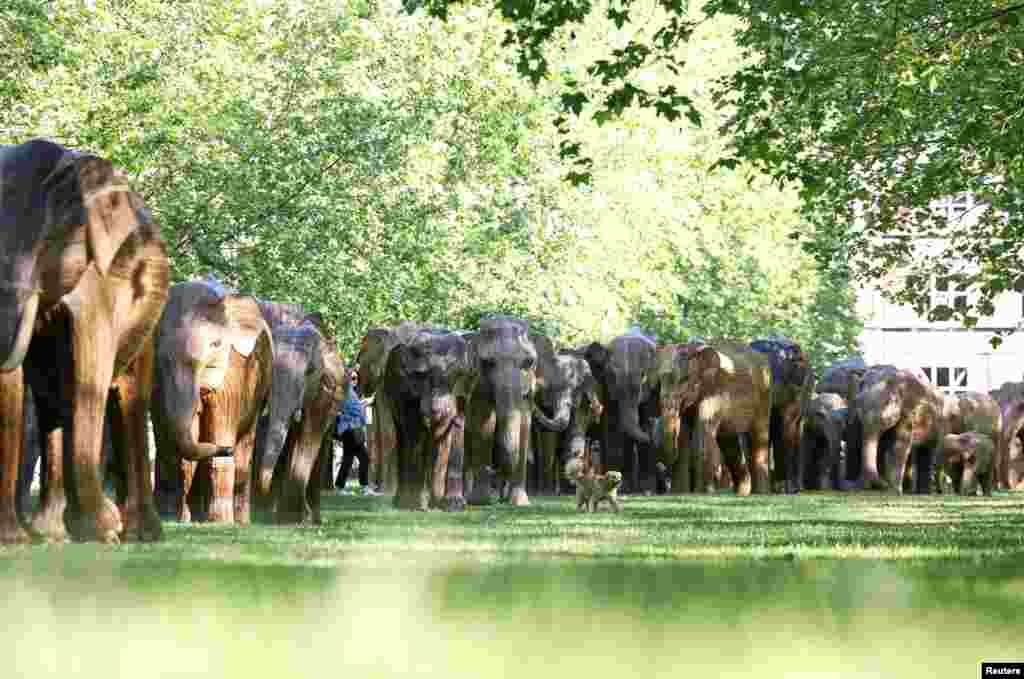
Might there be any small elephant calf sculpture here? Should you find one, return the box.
[940,433,994,496]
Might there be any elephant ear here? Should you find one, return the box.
[695,345,722,388]
[449,335,477,401]
[225,296,272,358]
[584,341,609,378]
[577,356,602,404]
[463,331,481,372]
[356,328,393,397]
[319,345,346,404]
[76,155,139,277]
[530,333,559,389]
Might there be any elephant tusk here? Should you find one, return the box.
[1,291,39,372]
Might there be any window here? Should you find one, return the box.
[935,193,973,223]
[921,365,969,395]
[930,275,968,313]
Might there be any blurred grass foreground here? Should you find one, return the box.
[3,493,1024,678]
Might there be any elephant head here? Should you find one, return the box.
[356,321,426,399]
[585,333,657,447]
[154,280,273,462]
[531,334,601,434]
[384,329,470,510]
[255,315,329,496]
[801,392,848,490]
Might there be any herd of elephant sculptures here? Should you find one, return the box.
[2,139,1023,546]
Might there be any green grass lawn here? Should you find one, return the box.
[2,492,1023,678]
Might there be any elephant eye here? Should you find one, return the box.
[481,358,496,371]
[521,357,534,370]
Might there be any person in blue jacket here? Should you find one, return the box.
[333,364,379,495]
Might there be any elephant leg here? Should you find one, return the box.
[430,424,452,508]
[670,457,690,495]
[861,432,887,490]
[913,444,936,495]
[505,414,531,507]
[110,345,161,542]
[667,415,689,494]
[769,411,786,490]
[178,459,196,522]
[466,408,497,506]
[442,419,466,512]
[278,441,315,523]
[394,421,430,511]
[29,427,68,542]
[782,405,803,494]
[233,423,258,526]
[63,303,121,543]
[0,367,30,544]
[750,424,771,495]
[693,421,710,493]
[883,423,912,495]
[307,437,325,525]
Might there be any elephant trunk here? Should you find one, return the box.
[534,396,571,433]
[0,291,39,372]
[621,405,651,445]
[258,420,290,496]
[171,410,232,462]
[494,406,525,474]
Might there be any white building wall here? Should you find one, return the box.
[856,286,1024,394]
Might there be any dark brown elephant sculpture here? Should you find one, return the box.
[0,139,169,544]
[254,302,344,524]
[938,391,1001,493]
[998,400,1024,490]
[941,432,995,496]
[356,322,429,495]
[799,393,848,490]
[528,340,604,495]
[584,332,658,494]
[749,337,814,494]
[464,317,540,506]
[152,279,273,525]
[854,367,946,493]
[648,341,773,495]
[382,328,470,511]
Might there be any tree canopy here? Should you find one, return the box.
[1,0,863,370]
[416,0,1024,340]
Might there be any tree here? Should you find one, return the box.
[417,0,1024,340]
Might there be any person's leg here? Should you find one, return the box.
[353,429,370,488]
[335,432,355,490]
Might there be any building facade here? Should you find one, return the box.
[855,194,1024,395]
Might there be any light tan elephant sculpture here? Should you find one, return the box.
[152,279,273,525]
[0,139,169,544]
[648,341,773,495]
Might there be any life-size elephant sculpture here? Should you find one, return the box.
[940,432,995,496]
[356,322,429,495]
[998,399,1024,490]
[0,140,169,544]
[854,367,946,493]
[152,279,273,525]
[799,393,849,490]
[939,391,1001,492]
[464,317,541,506]
[749,337,814,494]
[254,302,344,524]
[648,341,772,495]
[382,328,470,511]
[528,340,604,495]
[584,332,658,495]
[990,381,1024,406]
